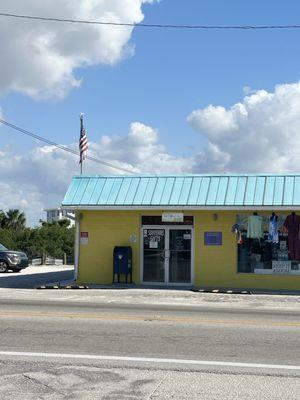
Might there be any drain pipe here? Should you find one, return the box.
[74,212,82,282]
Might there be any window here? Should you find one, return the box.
[235,213,300,274]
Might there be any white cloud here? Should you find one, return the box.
[243,85,253,95]
[188,105,239,139]
[0,0,158,99]
[0,182,44,225]
[0,122,193,225]
[94,122,191,172]
[188,82,300,173]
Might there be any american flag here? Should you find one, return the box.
[79,113,88,165]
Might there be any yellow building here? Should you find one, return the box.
[62,174,300,291]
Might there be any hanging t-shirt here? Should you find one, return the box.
[268,216,279,243]
[247,215,263,239]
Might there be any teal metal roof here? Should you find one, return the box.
[62,174,300,207]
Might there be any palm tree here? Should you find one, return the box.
[3,209,26,230]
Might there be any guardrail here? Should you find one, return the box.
[45,257,63,266]
[30,258,42,266]
[30,257,65,266]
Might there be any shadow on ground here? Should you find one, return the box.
[0,269,74,289]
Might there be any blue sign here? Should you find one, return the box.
[204,232,222,246]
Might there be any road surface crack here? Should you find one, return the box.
[23,373,65,396]
[145,372,169,399]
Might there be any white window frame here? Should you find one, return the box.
[140,224,194,286]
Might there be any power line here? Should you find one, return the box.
[1,12,300,30]
[0,118,136,175]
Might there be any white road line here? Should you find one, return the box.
[0,351,299,371]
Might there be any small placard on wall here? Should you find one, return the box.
[130,234,137,243]
[80,231,89,245]
[204,232,222,246]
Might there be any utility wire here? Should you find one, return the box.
[0,12,300,30]
[0,118,136,175]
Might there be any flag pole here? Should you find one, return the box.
[80,113,83,175]
[79,112,88,176]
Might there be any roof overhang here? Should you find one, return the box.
[61,205,300,211]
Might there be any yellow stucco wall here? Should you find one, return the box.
[77,211,140,284]
[77,210,300,291]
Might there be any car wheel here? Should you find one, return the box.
[0,260,8,273]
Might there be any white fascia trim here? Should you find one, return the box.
[61,205,300,211]
[74,218,80,281]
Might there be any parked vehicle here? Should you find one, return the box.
[0,243,29,273]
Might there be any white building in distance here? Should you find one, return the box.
[45,207,75,227]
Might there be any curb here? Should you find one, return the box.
[36,285,89,290]
[193,288,252,295]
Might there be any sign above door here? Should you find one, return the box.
[162,212,184,223]
[142,215,194,225]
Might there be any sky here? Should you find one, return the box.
[1,0,300,225]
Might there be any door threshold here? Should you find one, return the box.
[141,284,194,290]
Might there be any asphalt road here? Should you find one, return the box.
[0,299,300,399]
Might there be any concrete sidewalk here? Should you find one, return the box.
[0,265,300,312]
[0,286,300,312]
[0,265,74,289]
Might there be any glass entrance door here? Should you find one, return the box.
[142,227,192,284]
[168,229,192,283]
[143,228,165,282]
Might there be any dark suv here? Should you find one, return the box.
[0,243,29,273]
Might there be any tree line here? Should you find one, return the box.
[0,209,74,261]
